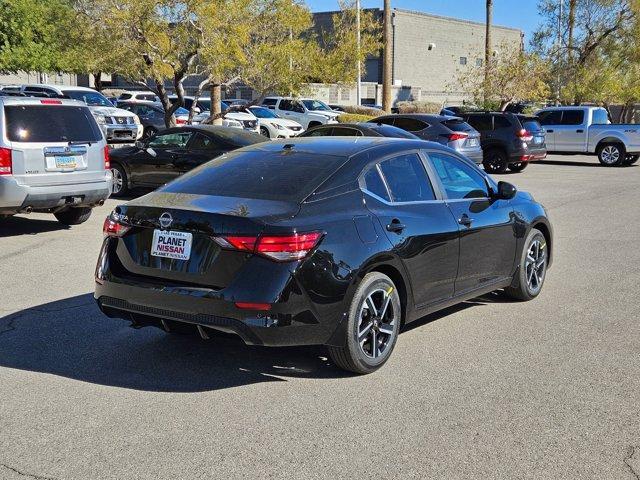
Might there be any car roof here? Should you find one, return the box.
[0,96,86,107]
[538,106,599,110]
[22,84,97,93]
[376,113,453,121]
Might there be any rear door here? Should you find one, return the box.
[426,151,517,294]
[537,110,563,150]
[3,102,106,187]
[554,109,586,151]
[361,152,459,307]
[172,132,227,174]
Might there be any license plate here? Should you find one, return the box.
[54,156,80,169]
[151,230,192,261]
[468,138,479,147]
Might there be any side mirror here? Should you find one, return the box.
[496,181,517,200]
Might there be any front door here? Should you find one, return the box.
[362,152,460,307]
[135,130,194,186]
[426,151,517,295]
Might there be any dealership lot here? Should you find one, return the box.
[0,154,639,479]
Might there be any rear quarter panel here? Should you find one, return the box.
[588,124,640,153]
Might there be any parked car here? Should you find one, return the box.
[247,106,304,138]
[260,97,340,129]
[371,114,483,164]
[535,106,640,166]
[460,112,547,173]
[108,125,266,197]
[117,91,159,103]
[117,101,190,138]
[299,122,419,139]
[168,95,211,113]
[191,102,259,133]
[0,96,112,224]
[20,84,143,144]
[95,137,553,374]
[222,98,250,106]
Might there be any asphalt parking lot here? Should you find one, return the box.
[0,154,639,480]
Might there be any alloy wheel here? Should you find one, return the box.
[357,287,397,359]
[525,239,546,294]
[601,146,620,164]
[111,167,123,194]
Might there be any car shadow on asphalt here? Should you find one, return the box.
[0,294,353,392]
[0,215,70,237]
[537,159,637,168]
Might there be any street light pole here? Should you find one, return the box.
[356,0,361,106]
[556,0,562,105]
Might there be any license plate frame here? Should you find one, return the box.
[468,138,479,147]
[151,229,193,261]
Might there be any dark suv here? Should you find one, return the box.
[460,112,547,173]
[371,114,483,164]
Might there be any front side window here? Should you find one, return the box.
[302,100,331,111]
[148,131,193,148]
[279,100,294,111]
[188,133,220,151]
[429,152,489,200]
[377,153,436,202]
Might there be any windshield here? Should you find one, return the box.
[250,106,278,119]
[63,90,113,107]
[302,100,331,111]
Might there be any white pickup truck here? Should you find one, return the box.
[536,106,640,166]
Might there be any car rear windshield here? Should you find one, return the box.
[4,105,103,142]
[160,149,346,202]
[520,118,543,133]
[442,119,474,132]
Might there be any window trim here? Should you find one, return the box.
[358,149,444,205]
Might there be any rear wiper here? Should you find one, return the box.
[68,141,92,146]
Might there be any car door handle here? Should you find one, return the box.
[576,129,584,133]
[386,219,406,233]
[546,129,554,133]
[458,214,474,227]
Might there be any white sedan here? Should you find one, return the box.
[249,106,305,139]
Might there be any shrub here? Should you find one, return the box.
[396,101,442,114]
[337,113,375,123]
[341,105,384,116]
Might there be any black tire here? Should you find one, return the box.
[54,207,93,226]
[625,154,639,165]
[597,142,625,166]
[483,149,509,174]
[328,272,401,374]
[508,162,529,172]
[110,163,129,197]
[504,228,548,301]
[143,126,157,139]
[259,126,271,138]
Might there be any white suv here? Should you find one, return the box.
[0,97,112,224]
[20,84,143,144]
[261,97,340,129]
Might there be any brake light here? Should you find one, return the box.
[103,145,110,169]
[40,99,62,105]
[520,155,532,161]
[517,129,533,142]
[0,148,12,175]
[448,132,468,142]
[220,232,322,261]
[176,118,187,125]
[234,302,272,311]
[103,217,130,237]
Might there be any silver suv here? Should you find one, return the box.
[0,97,112,224]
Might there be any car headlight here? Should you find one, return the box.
[95,115,107,125]
[274,123,285,130]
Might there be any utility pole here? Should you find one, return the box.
[484,0,493,106]
[356,0,361,106]
[556,0,563,105]
[382,0,392,113]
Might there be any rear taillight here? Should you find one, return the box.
[517,129,533,142]
[40,99,62,105]
[0,148,12,175]
[103,217,130,237]
[176,118,187,125]
[219,232,322,262]
[234,302,272,311]
[103,145,110,169]
[448,132,469,142]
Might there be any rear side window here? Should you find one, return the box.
[465,114,492,131]
[363,167,390,201]
[304,127,333,137]
[442,119,473,132]
[560,110,584,125]
[378,153,435,202]
[332,127,361,136]
[161,150,347,202]
[262,98,278,107]
[4,105,102,142]
[373,117,395,126]
[393,117,428,132]
[493,115,512,129]
[368,124,418,139]
[537,110,562,126]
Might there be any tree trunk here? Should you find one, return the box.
[211,83,222,126]
[153,79,176,128]
[189,78,212,124]
[484,0,493,106]
[381,0,392,113]
[93,72,103,92]
[567,0,576,102]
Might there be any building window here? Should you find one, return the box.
[476,58,483,67]
[459,57,467,66]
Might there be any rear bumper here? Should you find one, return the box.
[460,148,484,164]
[0,174,112,213]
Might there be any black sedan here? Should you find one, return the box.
[108,125,266,197]
[299,122,419,139]
[96,138,553,374]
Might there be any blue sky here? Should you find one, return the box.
[306,0,542,43]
